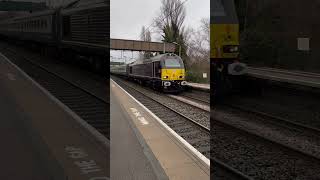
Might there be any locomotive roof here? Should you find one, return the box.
[64,0,108,9]
[61,0,108,14]
[129,53,180,66]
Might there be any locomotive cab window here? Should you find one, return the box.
[154,61,161,77]
[211,0,238,23]
[212,0,226,17]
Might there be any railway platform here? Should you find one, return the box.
[248,67,320,88]
[187,82,210,92]
[0,53,109,180]
[111,79,210,180]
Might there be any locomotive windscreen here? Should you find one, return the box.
[211,0,238,24]
[163,59,184,68]
[212,0,226,17]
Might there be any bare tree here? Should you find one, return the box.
[200,17,209,45]
[154,0,187,60]
[154,0,186,31]
[139,26,152,59]
[187,17,209,62]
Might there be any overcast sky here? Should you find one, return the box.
[110,0,209,61]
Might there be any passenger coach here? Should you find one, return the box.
[0,0,108,73]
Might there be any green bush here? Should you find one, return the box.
[186,70,210,84]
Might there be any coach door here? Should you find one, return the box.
[152,62,155,78]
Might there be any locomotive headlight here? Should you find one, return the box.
[228,62,248,75]
[163,82,171,86]
[163,76,168,79]
[181,81,187,86]
[223,45,239,53]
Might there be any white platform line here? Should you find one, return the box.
[111,79,210,167]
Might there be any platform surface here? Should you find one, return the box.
[0,77,52,179]
[110,88,158,180]
[248,67,320,88]
[111,79,210,180]
[0,52,109,180]
[187,82,210,90]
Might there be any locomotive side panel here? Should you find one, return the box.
[130,63,153,78]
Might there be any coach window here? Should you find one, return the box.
[62,16,71,37]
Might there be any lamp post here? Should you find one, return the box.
[172,42,181,57]
[123,55,127,64]
[110,55,113,61]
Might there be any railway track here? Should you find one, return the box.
[1,45,109,139]
[217,102,320,158]
[212,100,320,179]
[249,66,320,78]
[180,91,210,104]
[212,117,320,179]
[167,91,210,112]
[224,102,320,138]
[112,77,210,157]
[212,158,253,180]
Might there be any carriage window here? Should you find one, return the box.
[41,20,44,28]
[63,16,71,37]
[164,59,182,68]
